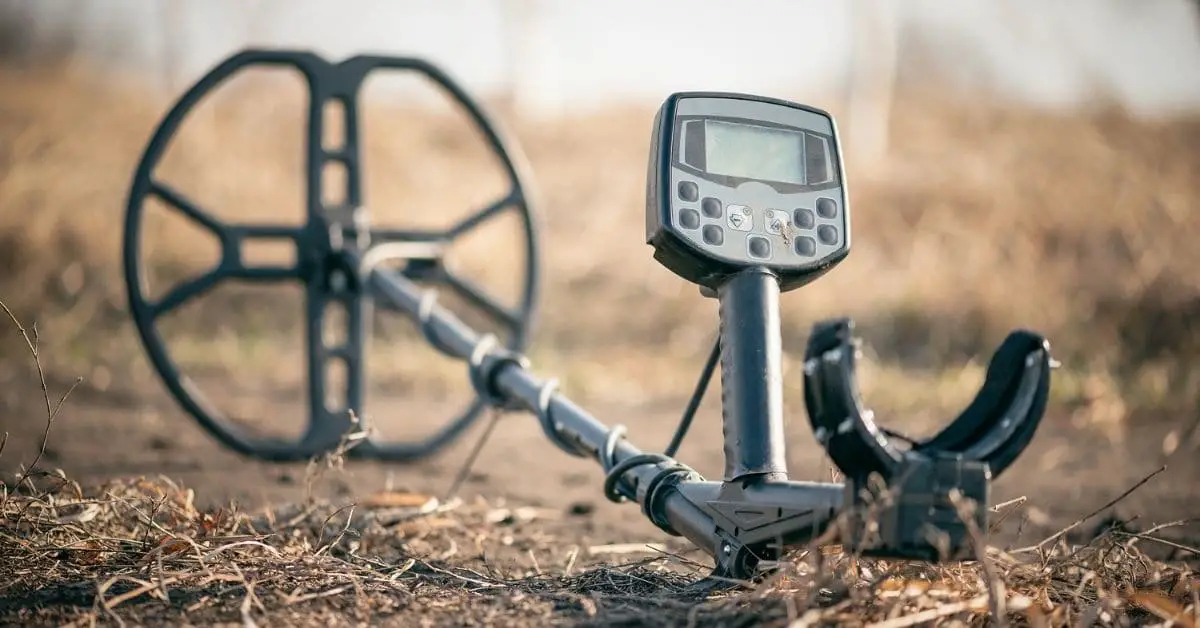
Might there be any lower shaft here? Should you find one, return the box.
[716,268,788,481]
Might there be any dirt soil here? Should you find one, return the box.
[2,370,1199,548]
[1,58,1200,625]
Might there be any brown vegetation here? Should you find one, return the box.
[1,59,1198,414]
[1,462,1196,626]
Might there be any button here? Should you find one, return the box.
[748,236,771,259]
[818,225,838,245]
[795,236,816,257]
[816,197,838,219]
[678,181,699,202]
[679,208,700,230]
[701,197,722,219]
[702,224,724,246]
[793,208,815,229]
[765,209,789,235]
[727,205,752,231]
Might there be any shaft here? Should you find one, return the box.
[366,263,719,553]
[715,268,788,481]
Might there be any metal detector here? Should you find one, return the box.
[123,49,1054,582]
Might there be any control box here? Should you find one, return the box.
[646,92,851,292]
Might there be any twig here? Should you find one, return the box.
[989,496,1028,513]
[314,503,356,556]
[949,489,1007,626]
[588,543,670,556]
[1114,531,1200,557]
[155,550,170,604]
[1134,517,1200,538]
[203,540,283,561]
[239,577,260,628]
[282,585,350,606]
[864,595,989,628]
[99,575,182,610]
[563,546,579,576]
[0,299,82,494]
[300,410,370,506]
[989,495,1029,534]
[1010,465,1167,554]
[527,549,542,576]
[423,563,504,589]
[443,407,503,501]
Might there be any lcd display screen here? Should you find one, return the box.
[703,120,805,185]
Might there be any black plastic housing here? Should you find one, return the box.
[845,455,992,562]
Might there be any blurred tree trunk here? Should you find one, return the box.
[500,0,560,120]
[846,0,900,169]
[159,0,184,93]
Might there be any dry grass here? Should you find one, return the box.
[2,423,1197,627]
[1,471,1197,627]
[2,299,1199,626]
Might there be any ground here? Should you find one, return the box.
[2,367,1198,626]
[4,371,1200,549]
[1,59,1199,625]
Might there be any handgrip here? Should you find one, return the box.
[802,318,1053,481]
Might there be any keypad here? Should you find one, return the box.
[674,188,843,266]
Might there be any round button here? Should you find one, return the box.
[678,181,699,202]
[701,197,722,219]
[795,236,816,257]
[702,224,724,246]
[793,208,815,229]
[816,197,838,219]
[748,236,771,259]
[818,225,838,245]
[679,208,700,230]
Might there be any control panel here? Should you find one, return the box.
[646,92,851,292]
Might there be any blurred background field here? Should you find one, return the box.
[1,0,1199,436]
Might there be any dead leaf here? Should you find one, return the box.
[158,536,191,555]
[195,508,227,537]
[1024,604,1050,628]
[1129,589,1196,628]
[360,491,435,510]
[56,502,99,524]
[137,535,192,565]
[61,540,107,565]
[1169,571,1192,600]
